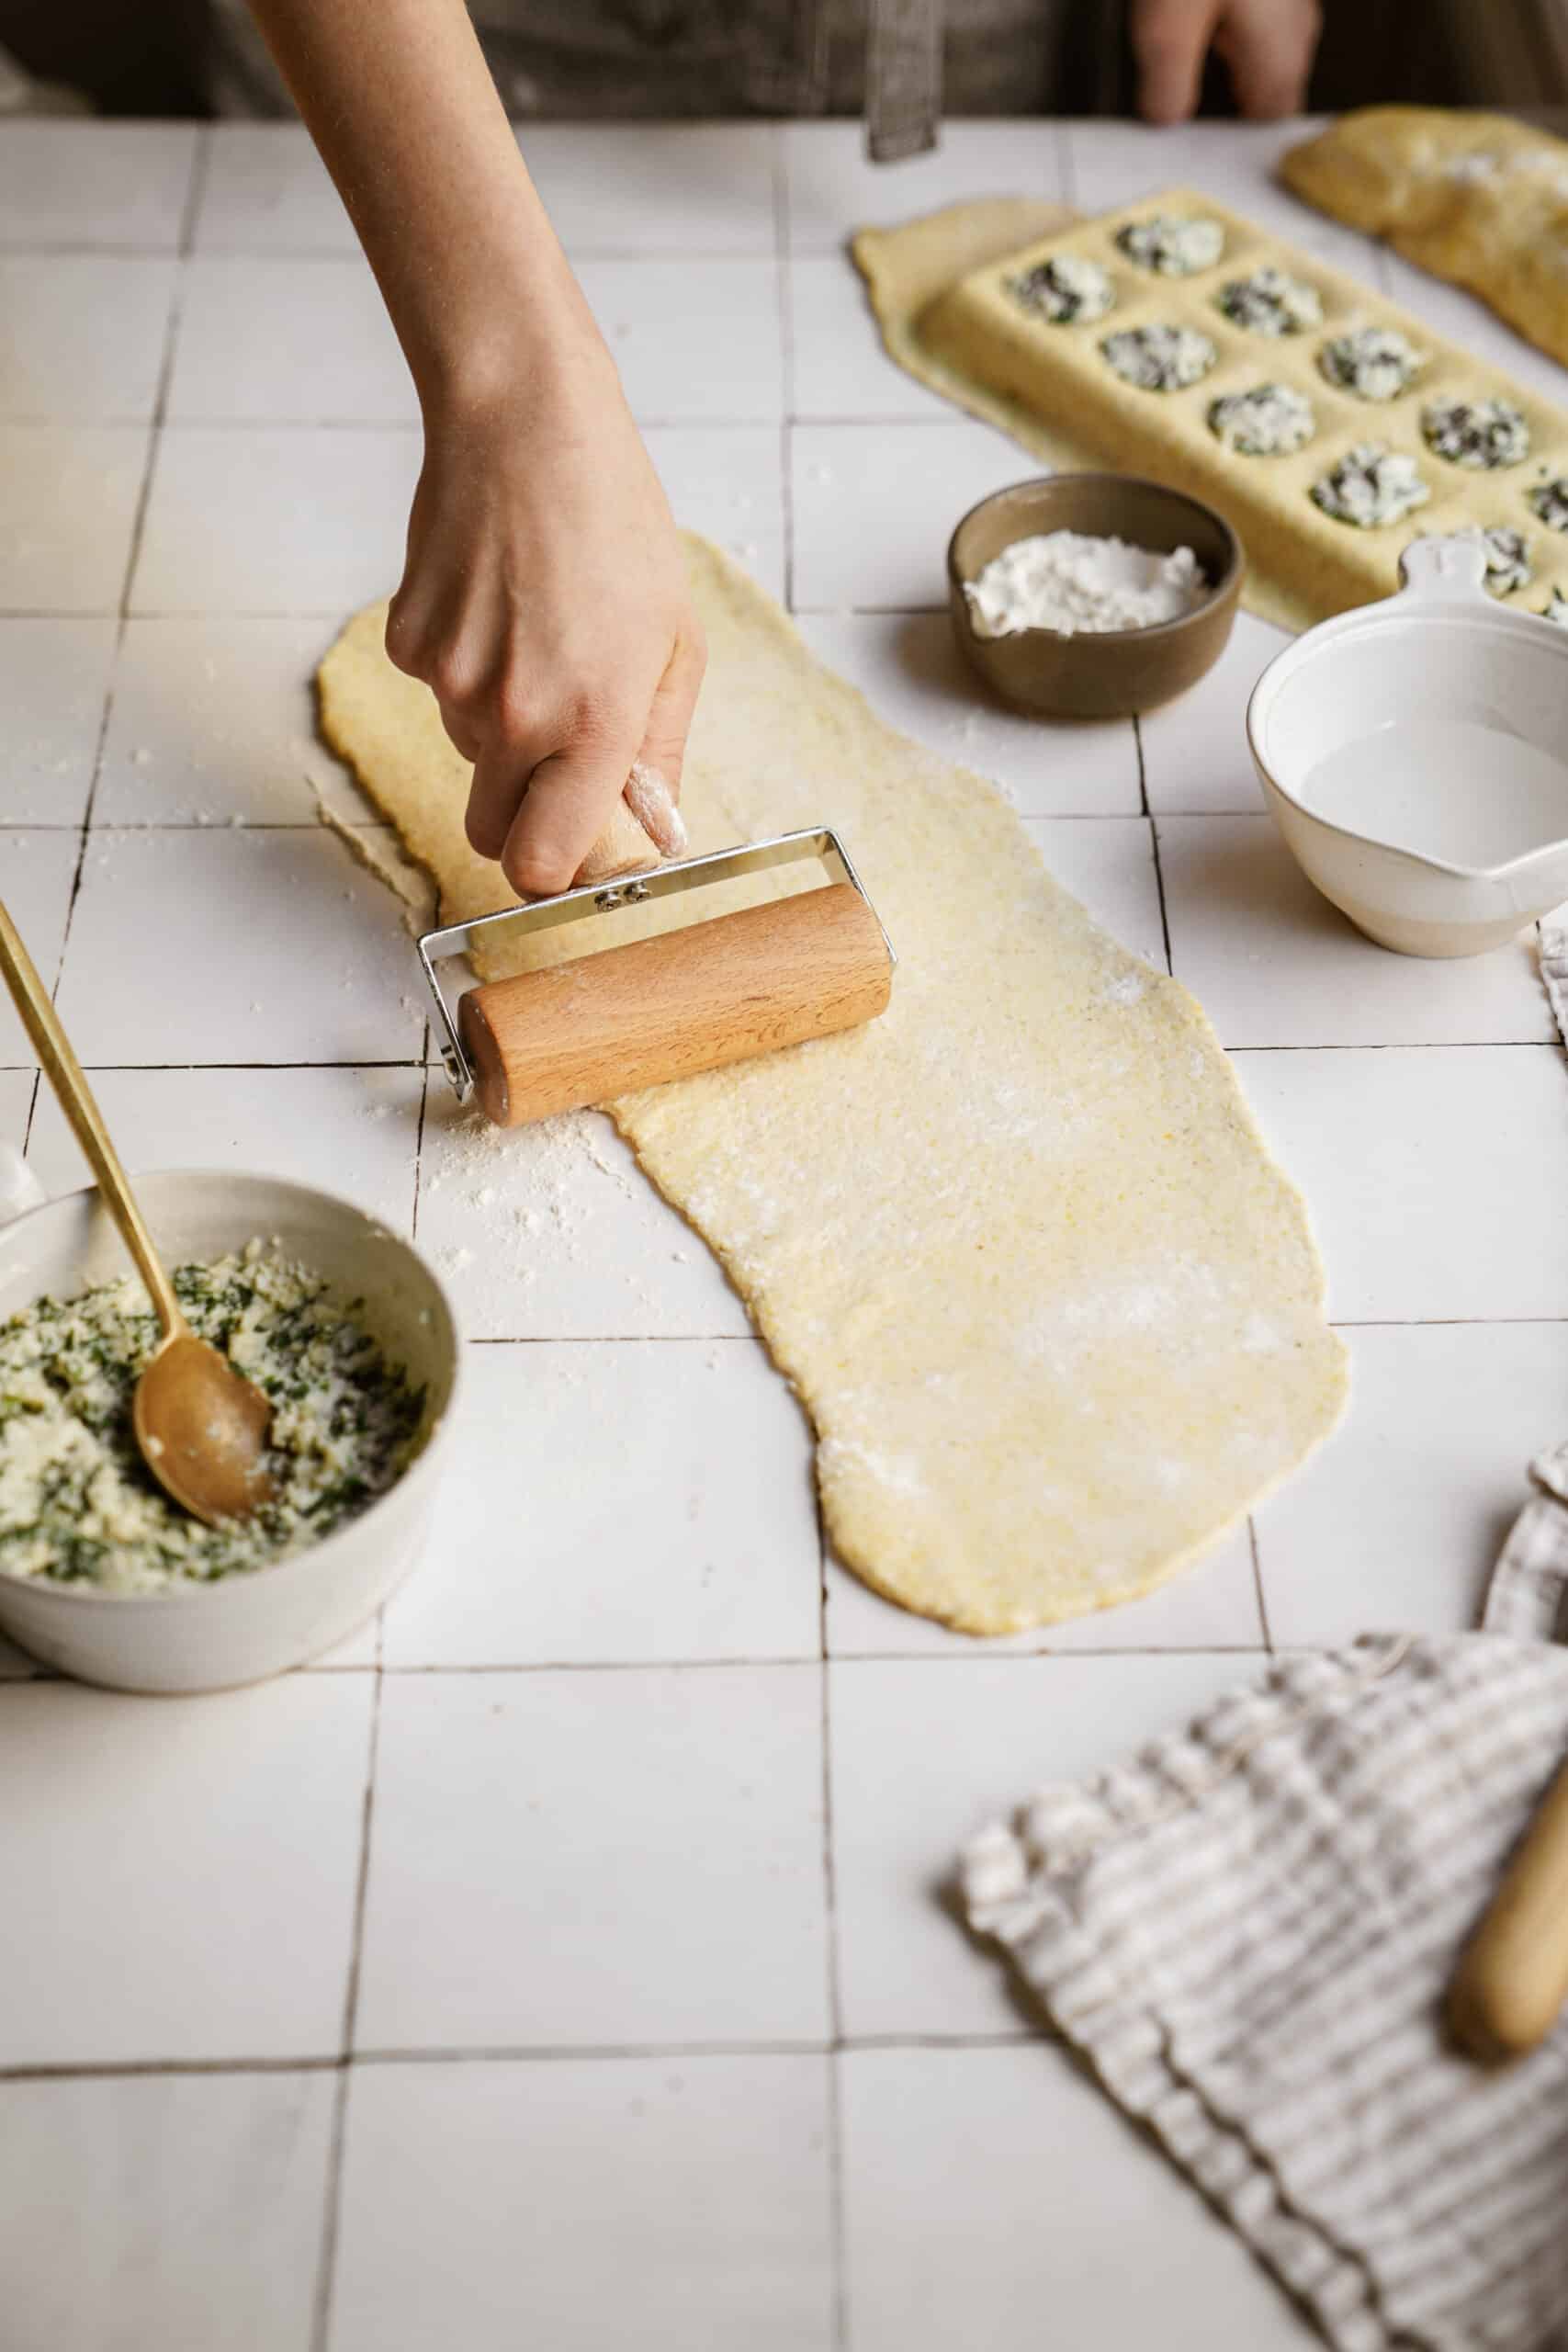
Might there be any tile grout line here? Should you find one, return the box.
[1248,1519,1275,1654]
[0,1041,1563,1069]
[310,1662,385,2352]
[1331,1314,1568,1327]
[0,2054,346,2086]
[6,1059,432,1073]
[73,821,420,836]
[797,753,844,2341]
[0,822,394,834]
[1230,1042,1567,1056]
[109,127,208,670]
[409,1034,432,1243]
[18,1068,40,1159]
[1056,119,1078,209]
[1,1643,1282,1689]
[51,130,210,1001]
[773,129,798,616]
[0,812,1212,832]
[402,1032,431,1684]
[0,2030,1044,2087]
[812,1491,851,2352]
[359,2030,1045,2063]
[460,1336,773,1350]
[1132,719,1174,977]
[128,411,795,433]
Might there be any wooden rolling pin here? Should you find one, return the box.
[459,880,893,1128]
[1448,1751,1568,2063]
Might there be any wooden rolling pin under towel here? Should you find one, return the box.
[1449,1751,1568,2062]
[416,827,897,1129]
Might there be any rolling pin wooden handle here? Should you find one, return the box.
[459,881,893,1129]
[1448,1751,1568,2063]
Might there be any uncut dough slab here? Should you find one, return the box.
[319,537,1346,1634]
[1283,107,1568,373]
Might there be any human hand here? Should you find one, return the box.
[385,321,705,899]
[242,0,705,894]
[1131,0,1321,125]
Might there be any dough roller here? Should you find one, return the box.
[417,827,896,1128]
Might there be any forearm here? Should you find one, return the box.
[247,0,703,899]
[244,0,601,410]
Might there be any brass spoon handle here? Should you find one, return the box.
[0,897,184,1340]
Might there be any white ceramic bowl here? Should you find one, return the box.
[0,1170,460,1694]
[1247,537,1568,956]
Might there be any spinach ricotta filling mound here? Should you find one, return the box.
[1528,476,1568,531]
[1113,213,1224,276]
[1542,588,1568,628]
[1100,322,1217,391]
[1207,381,1315,456]
[1005,254,1113,325]
[1214,266,1323,336]
[0,1245,425,1593]
[1420,396,1530,469]
[1310,445,1430,528]
[1317,325,1426,402]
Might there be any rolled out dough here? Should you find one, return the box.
[318,538,1346,1634]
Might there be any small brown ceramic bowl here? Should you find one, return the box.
[947,473,1245,720]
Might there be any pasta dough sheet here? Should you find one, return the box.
[1282,107,1568,373]
[318,538,1346,1634]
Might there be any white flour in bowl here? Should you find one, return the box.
[964,530,1207,638]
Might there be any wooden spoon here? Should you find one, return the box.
[1449,1751,1568,2064]
[0,899,274,1527]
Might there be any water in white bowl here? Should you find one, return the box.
[1299,715,1568,870]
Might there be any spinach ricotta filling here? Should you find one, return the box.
[0,1246,425,1593]
[1100,322,1217,391]
[1317,325,1426,402]
[1215,266,1322,336]
[1528,476,1568,531]
[1421,396,1530,469]
[1005,254,1113,325]
[1542,588,1568,628]
[1207,381,1315,456]
[1113,213,1224,276]
[1310,445,1430,529]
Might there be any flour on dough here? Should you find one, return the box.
[318,537,1346,1634]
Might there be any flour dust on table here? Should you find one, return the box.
[318,538,1345,1635]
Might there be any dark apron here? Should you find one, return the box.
[202,1,1561,141]
[204,0,1115,154]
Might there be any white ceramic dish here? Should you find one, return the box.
[1247,537,1568,957]
[0,1170,460,1694]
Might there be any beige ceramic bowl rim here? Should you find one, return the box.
[945,471,1246,646]
[1246,573,1568,886]
[0,1168,463,1614]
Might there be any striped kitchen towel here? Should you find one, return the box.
[962,1451,1568,2352]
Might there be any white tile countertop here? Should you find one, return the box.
[1,114,1567,2351]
